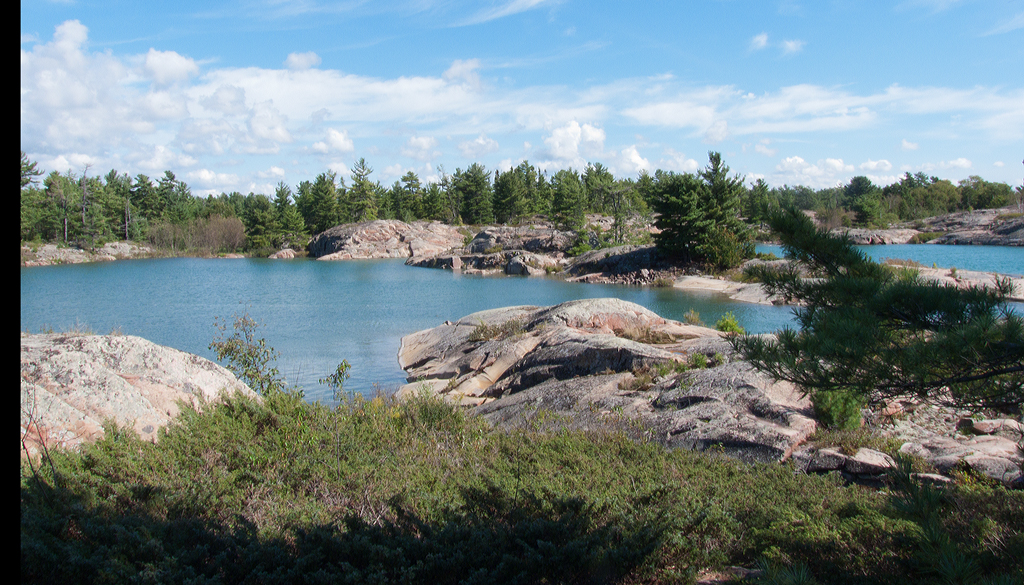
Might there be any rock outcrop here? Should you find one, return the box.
[833,228,920,245]
[918,207,1024,247]
[397,299,818,463]
[309,220,465,260]
[20,333,255,458]
[21,242,154,266]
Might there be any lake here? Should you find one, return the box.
[756,243,1024,277]
[21,243,1022,403]
[21,258,795,403]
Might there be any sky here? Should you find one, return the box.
[20,0,1024,197]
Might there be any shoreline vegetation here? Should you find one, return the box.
[20,319,1024,584]
[20,149,1023,267]
[21,151,1024,583]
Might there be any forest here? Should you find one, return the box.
[20,151,1023,259]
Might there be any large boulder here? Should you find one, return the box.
[309,220,465,259]
[466,225,575,256]
[396,299,817,463]
[20,333,255,458]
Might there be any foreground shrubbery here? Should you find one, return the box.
[21,387,1024,584]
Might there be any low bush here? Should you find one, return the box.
[20,323,1024,584]
[715,311,745,335]
[468,318,526,342]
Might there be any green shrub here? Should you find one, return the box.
[908,232,944,244]
[684,308,704,326]
[810,388,864,430]
[715,311,745,335]
[468,318,526,342]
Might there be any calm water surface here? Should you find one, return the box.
[21,258,796,403]
[757,243,1024,276]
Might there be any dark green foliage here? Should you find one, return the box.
[23,387,946,584]
[454,163,494,225]
[493,165,529,224]
[301,171,344,235]
[651,152,751,270]
[349,158,379,222]
[551,168,587,232]
[209,310,291,397]
[737,207,1024,424]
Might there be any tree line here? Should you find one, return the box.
[20,151,1022,259]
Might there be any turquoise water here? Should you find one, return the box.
[756,243,1024,276]
[21,258,796,403]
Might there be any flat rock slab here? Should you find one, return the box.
[21,333,254,458]
[398,298,816,463]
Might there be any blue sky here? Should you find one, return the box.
[21,0,1024,197]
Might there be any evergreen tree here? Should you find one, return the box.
[651,152,751,269]
[493,166,527,224]
[455,163,494,225]
[304,172,341,235]
[550,168,586,232]
[273,182,307,247]
[583,162,614,213]
[349,158,379,222]
[737,207,1024,427]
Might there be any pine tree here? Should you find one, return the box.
[455,163,494,225]
[736,207,1024,427]
[550,168,586,232]
[651,152,751,269]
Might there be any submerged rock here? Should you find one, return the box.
[20,333,254,458]
[397,298,817,463]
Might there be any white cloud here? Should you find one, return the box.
[187,168,240,188]
[257,166,286,179]
[285,51,321,70]
[659,148,700,173]
[901,139,919,150]
[458,133,499,158]
[750,33,768,51]
[703,120,729,143]
[941,158,972,169]
[144,48,199,85]
[327,129,353,151]
[994,161,1005,167]
[754,139,777,156]
[617,145,651,175]
[781,40,805,54]
[773,155,854,188]
[247,101,291,147]
[542,121,605,165]
[328,161,351,178]
[200,85,247,115]
[984,11,1024,35]
[45,152,100,172]
[403,135,440,160]
[458,0,551,25]
[132,145,198,172]
[443,58,481,90]
[860,159,892,171]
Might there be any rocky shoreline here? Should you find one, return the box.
[22,205,1022,270]
[396,298,1022,486]
[20,332,255,459]
[19,303,1022,487]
